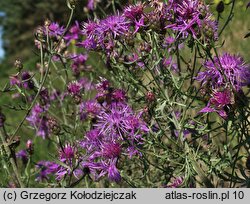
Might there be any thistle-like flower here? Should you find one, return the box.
[197,53,250,91]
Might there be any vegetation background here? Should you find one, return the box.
[0,0,249,186]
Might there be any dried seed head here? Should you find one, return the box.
[48,117,61,135]
[26,139,34,155]
[14,59,23,71]
[146,91,155,102]
[44,19,51,28]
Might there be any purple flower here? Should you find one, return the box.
[35,161,59,181]
[67,81,82,96]
[10,71,34,90]
[165,177,183,188]
[59,143,76,161]
[80,129,102,151]
[16,150,28,163]
[199,89,234,119]
[87,0,95,10]
[81,15,129,50]
[46,22,65,37]
[10,74,21,86]
[70,54,88,76]
[64,21,82,42]
[95,102,148,141]
[78,86,149,183]
[123,3,144,20]
[78,38,97,50]
[166,0,218,40]
[98,15,129,38]
[82,21,99,39]
[79,100,101,120]
[101,142,121,159]
[87,0,100,11]
[196,53,250,90]
[21,71,34,89]
[210,89,233,108]
[199,106,216,113]
[112,89,127,102]
[96,77,110,91]
[123,3,145,33]
[107,161,121,183]
[26,104,49,138]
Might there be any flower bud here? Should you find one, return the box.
[35,26,46,43]
[8,136,21,149]
[44,19,51,28]
[48,117,61,135]
[146,91,155,102]
[14,59,23,71]
[26,139,34,155]
[67,0,76,9]
[73,94,82,104]
[216,1,224,13]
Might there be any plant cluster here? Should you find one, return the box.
[0,0,250,188]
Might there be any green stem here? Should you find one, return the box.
[219,0,236,37]
[0,128,25,187]
[9,56,52,143]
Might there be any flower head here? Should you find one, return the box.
[123,3,144,20]
[165,176,183,188]
[46,22,65,37]
[95,102,148,141]
[81,15,129,50]
[26,104,49,138]
[79,100,101,120]
[197,53,250,90]
[98,15,129,38]
[199,89,234,119]
[59,143,76,161]
[16,150,28,163]
[166,0,217,41]
[67,81,82,96]
[107,161,121,183]
[101,142,121,159]
[64,21,82,42]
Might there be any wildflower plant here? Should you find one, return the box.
[0,0,250,188]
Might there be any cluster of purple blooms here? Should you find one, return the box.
[24,78,149,183]
[197,53,250,118]
[26,104,49,139]
[11,0,250,187]
[10,71,34,90]
[25,77,94,138]
[166,0,218,41]
[78,0,218,53]
[78,79,149,182]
